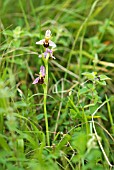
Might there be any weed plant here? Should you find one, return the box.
[0,0,114,170]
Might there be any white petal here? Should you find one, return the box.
[36,39,45,45]
[49,40,56,48]
[52,55,56,59]
[38,54,42,58]
[45,30,51,39]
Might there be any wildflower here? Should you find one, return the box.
[32,66,45,84]
[39,48,56,59]
[36,30,56,48]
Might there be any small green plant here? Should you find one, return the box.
[66,71,113,168]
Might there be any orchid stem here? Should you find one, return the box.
[43,59,50,146]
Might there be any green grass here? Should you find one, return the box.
[0,0,114,169]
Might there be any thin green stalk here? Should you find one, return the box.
[19,0,30,30]
[82,108,89,137]
[43,60,50,146]
[105,95,114,134]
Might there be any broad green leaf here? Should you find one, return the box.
[79,87,89,95]
[0,135,10,151]
[57,134,71,150]
[17,139,24,153]
[71,131,87,154]
[99,74,111,81]
[37,114,44,120]
[97,80,106,86]
[70,109,77,119]
[82,72,97,80]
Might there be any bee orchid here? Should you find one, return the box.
[39,48,56,59]
[32,66,45,84]
[36,30,56,48]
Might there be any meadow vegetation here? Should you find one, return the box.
[0,0,114,169]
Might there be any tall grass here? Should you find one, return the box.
[0,0,114,169]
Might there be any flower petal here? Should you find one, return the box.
[39,54,42,58]
[32,77,39,84]
[46,48,52,53]
[44,51,48,58]
[49,40,56,48]
[36,39,45,45]
[51,55,56,59]
[40,66,45,77]
[45,30,51,39]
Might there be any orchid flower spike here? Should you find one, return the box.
[32,66,45,84]
[36,30,56,48]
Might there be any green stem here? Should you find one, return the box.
[43,60,50,146]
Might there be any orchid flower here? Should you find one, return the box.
[32,66,45,84]
[39,48,56,59]
[36,30,56,48]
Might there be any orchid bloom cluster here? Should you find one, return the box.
[32,30,56,84]
[36,29,56,59]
